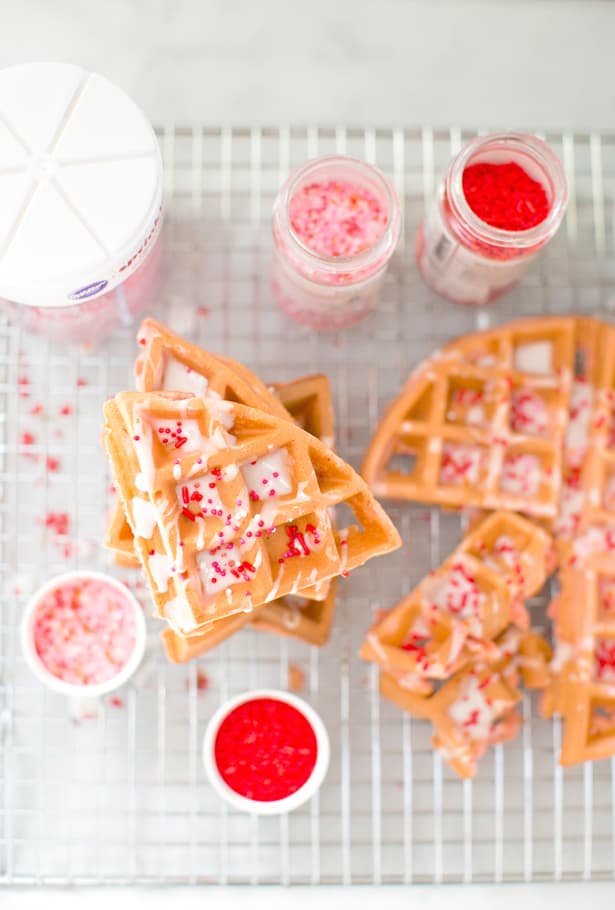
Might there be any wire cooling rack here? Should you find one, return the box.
[2,125,615,886]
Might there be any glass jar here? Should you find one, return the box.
[0,62,164,344]
[271,155,400,331]
[416,132,568,306]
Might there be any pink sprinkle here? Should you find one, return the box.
[32,578,137,686]
[289,179,388,258]
[46,456,61,472]
[77,377,88,388]
[59,405,72,416]
[44,511,70,536]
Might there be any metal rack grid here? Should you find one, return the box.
[2,125,615,886]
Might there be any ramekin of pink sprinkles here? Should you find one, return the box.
[21,572,146,697]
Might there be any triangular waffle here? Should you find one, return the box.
[361,511,553,687]
[542,539,615,765]
[381,626,551,779]
[103,391,400,634]
[362,317,582,518]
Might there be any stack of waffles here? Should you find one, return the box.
[104,320,401,663]
[361,316,615,773]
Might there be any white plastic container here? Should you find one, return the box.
[0,62,163,343]
[21,570,147,699]
[202,688,331,815]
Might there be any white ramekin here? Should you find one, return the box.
[202,688,330,815]
[20,570,147,698]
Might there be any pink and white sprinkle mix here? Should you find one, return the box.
[501,453,542,497]
[423,560,484,622]
[289,179,387,258]
[33,578,137,686]
[440,444,484,486]
[510,387,549,437]
[595,639,615,683]
[564,379,594,468]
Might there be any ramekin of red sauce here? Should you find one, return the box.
[202,689,330,814]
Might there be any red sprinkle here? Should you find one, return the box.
[214,698,318,802]
[44,511,70,536]
[59,405,72,416]
[462,162,550,231]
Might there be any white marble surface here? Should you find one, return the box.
[0,0,614,129]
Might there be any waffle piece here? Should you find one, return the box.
[551,319,615,544]
[162,578,338,662]
[361,511,553,687]
[362,317,581,518]
[135,318,291,419]
[381,626,551,779]
[542,537,615,765]
[103,391,400,634]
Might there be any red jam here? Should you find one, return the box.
[462,161,550,231]
[214,697,318,802]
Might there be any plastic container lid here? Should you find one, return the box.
[0,62,163,308]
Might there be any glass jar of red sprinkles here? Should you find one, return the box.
[271,155,401,331]
[203,689,330,814]
[416,132,568,306]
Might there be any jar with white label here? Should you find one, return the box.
[271,155,400,331]
[416,133,567,307]
[0,62,163,343]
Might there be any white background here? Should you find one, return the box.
[2,0,615,904]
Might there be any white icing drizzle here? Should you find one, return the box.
[135,473,149,493]
[148,551,173,593]
[205,397,235,430]
[267,561,285,601]
[196,517,206,550]
[164,594,199,633]
[161,354,209,397]
[514,340,553,375]
[131,496,158,540]
[172,460,182,481]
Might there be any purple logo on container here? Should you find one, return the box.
[68,279,108,301]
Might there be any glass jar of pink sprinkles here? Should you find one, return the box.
[271,155,401,331]
[416,132,568,307]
